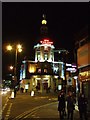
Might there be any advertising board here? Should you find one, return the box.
[77,43,90,68]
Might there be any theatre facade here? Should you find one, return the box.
[20,38,65,93]
[19,15,76,93]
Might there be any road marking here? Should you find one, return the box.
[23,102,58,118]
[4,103,12,120]
[13,101,58,120]
[12,100,79,120]
[2,98,9,111]
[31,114,36,117]
[35,116,40,118]
[0,110,2,120]
[23,109,38,118]
[2,103,7,111]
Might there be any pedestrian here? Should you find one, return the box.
[36,85,38,91]
[58,90,66,120]
[21,87,24,93]
[46,86,51,93]
[66,91,76,120]
[14,88,17,97]
[78,93,88,120]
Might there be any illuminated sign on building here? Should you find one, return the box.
[79,70,90,81]
[66,63,72,67]
[66,68,77,73]
[66,63,77,73]
[40,39,53,45]
[66,63,77,68]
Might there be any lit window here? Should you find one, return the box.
[44,46,48,50]
[38,54,40,61]
[38,69,41,73]
[42,20,47,24]
[44,54,48,60]
[44,69,47,73]
[51,54,53,61]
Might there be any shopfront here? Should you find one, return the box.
[77,42,90,111]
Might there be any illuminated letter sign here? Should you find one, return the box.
[40,39,53,45]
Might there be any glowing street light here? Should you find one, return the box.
[18,48,22,52]
[6,44,23,85]
[17,44,22,49]
[6,45,12,51]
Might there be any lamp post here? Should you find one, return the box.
[14,44,22,83]
[6,44,22,88]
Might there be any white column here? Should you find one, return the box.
[48,47,51,62]
[35,49,37,62]
[40,46,44,61]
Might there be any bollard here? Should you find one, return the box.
[31,91,34,96]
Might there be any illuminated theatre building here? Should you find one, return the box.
[20,15,75,93]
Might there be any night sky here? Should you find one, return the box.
[2,2,88,79]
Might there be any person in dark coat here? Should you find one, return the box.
[21,87,24,93]
[78,93,88,120]
[58,90,66,120]
[14,88,17,97]
[66,91,76,120]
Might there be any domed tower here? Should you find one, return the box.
[40,14,48,38]
[34,14,55,62]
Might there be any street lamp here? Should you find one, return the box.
[6,45,12,51]
[6,44,22,87]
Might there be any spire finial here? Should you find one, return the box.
[42,14,47,25]
[43,14,46,20]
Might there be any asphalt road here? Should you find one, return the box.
[2,91,58,120]
[1,91,90,120]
